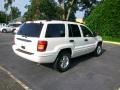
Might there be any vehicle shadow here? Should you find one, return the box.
[42,49,106,72]
[70,49,106,69]
[71,50,105,67]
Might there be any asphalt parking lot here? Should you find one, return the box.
[0,33,120,90]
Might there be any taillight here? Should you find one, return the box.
[37,40,47,52]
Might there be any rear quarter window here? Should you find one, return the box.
[17,23,43,37]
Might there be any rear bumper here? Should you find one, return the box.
[12,45,57,63]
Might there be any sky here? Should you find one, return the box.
[0,0,30,15]
[0,0,84,18]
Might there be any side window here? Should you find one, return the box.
[68,24,81,37]
[12,24,16,27]
[45,24,65,37]
[80,25,93,37]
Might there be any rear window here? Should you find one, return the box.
[17,23,43,37]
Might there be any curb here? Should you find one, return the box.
[103,41,120,45]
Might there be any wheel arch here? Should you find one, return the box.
[57,48,72,57]
[2,29,7,33]
[54,48,72,72]
[97,41,102,46]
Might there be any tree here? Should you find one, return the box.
[58,0,77,21]
[24,0,100,21]
[4,0,15,20]
[85,0,120,41]
[0,11,8,23]
[24,0,60,21]
[80,0,101,18]
[58,0,100,21]
[9,7,21,20]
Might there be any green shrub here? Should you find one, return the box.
[85,0,120,42]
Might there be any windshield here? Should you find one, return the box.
[17,23,43,37]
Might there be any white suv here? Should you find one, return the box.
[12,20,102,72]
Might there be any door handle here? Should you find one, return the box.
[69,40,74,42]
[84,39,88,41]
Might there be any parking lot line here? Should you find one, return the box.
[0,65,31,90]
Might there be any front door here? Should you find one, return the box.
[80,25,97,53]
[68,24,88,58]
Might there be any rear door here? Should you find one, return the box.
[15,23,43,53]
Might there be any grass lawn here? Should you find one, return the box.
[103,36,120,42]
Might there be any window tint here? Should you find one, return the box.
[12,24,21,27]
[80,25,93,37]
[68,24,81,37]
[10,24,14,26]
[17,23,43,37]
[8,24,13,27]
[45,24,65,37]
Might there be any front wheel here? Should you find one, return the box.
[12,29,15,33]
[94,44,102,56]
[54,52,71,72]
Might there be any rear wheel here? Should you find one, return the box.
[54,52,71,72]
[2,29,7,33]
[94,44,102,56]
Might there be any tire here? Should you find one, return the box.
[53,52,71,72]
[12,29,15,33]
[94,44,102,56]
[2,29,7,33]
